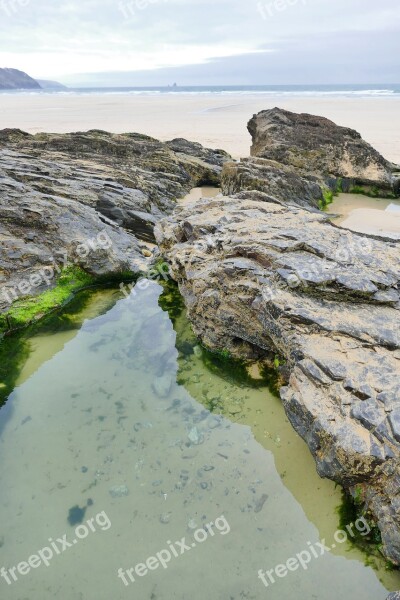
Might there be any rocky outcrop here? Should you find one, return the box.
[222,108,400,205]
[0,129,230,317]
[0,68,41,90]
[156,191,400,562]
[222,158,323,209]
[156,110,400,566]
[0,129,229,243]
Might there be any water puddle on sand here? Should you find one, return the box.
[329,193,400,239]
[0,282,399,599]
[179,186,221,206]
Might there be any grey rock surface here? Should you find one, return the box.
[0,129,229,314]
[222,108,400,205]
[156,194,400,563]
[249,107,398,195]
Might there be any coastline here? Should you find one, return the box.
[0,94,399,162]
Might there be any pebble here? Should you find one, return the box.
[109,485,130,498]
[159,512,171,524]
[152,375,173,399]
[188,426,202,445]
[254,494,269,513]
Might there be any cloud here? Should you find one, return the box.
[0,0,398,83]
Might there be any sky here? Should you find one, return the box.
[0,0,399,86]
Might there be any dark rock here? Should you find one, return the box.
[248,107,398,197]
[67,505,87,526]
[221,108,399,206]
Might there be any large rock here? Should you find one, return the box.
[221,108,400,205]
[156,193,400,563]
[0,129,229,242]
[0,188,145,314]
[0,129,230,315]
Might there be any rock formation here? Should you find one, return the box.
[0,129,230,317]
[156,110,400,565]
[222,108,400,206]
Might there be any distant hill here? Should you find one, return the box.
[0,68,41,90]
[36,79,67,90]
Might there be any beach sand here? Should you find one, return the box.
[0,94,399,162]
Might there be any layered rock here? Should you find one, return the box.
[156,193,400,563]
[0,129,230,316]
[222,158,323,209]
[222,108,400,205]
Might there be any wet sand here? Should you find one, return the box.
[0,94,399,161]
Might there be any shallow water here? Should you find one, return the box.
[179,186,221,206]
[330,193,400,238]
[0,282,399,599]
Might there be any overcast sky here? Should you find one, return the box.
[0,0,399,85]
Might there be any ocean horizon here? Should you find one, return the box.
[1,83,400,97]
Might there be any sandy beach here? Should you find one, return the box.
[0,94,400,163]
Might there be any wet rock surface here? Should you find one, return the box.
[0,129,229,312]
[156,193,400,563]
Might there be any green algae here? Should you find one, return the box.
[349,185,398,200]
[157,277,185,324]
[337,489,397,571]
[0,332,30,408]
[0,265,138,335]
[319,188,335,210]
[0,266,94,334]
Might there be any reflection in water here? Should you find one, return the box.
[0,281,398,599]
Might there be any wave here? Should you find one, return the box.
[1,86,399,98]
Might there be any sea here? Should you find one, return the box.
[1,84,400,97]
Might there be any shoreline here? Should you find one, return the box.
[0,94,399,161]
